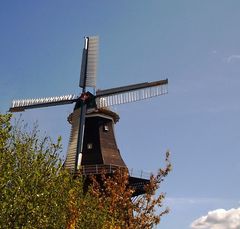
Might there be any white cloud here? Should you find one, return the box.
[191,207,240,229]
[226,54,240,63]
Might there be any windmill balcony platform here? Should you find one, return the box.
[74,164,151,196]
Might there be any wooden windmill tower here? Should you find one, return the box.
[9,36,168,196]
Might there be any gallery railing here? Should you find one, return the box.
[77,164,151,180]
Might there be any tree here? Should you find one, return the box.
[0,114,78,228]
[80,154,171,229]
[0,114,171,229]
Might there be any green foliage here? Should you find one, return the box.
[0,114,78,228]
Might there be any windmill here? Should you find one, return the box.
[9,36,168,196]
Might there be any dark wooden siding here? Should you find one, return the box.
[81,114,126,167]
[81,117,103,165]
[99,118,126,167]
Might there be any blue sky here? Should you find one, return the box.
[1,1,240,228]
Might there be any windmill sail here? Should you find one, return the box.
[75,36,99,172]
[9,94,78,112]
[95,79,168,108]
[65,108,81,171]
[79,36,99,89]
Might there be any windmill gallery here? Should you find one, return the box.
[9,36,168,197]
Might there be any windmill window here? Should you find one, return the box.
[103,125,109,131]
[87,143,93,150]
